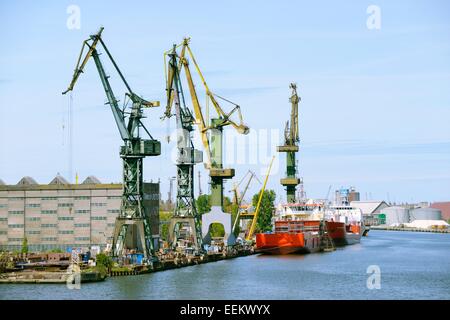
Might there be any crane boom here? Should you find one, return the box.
[62,27,161,262]
[164,46,203,251]
[247,156,275,241]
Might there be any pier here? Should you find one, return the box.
[370,225,450,233]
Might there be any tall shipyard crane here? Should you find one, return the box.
[169,38,250,245]
[163,45,203,251]
[62,27,161,262]
[277,83,301,203]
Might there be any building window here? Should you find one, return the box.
[107,223,115,227]
[8,224,24,228]
[41,197,58,200]
[0,204,7,208]
[0,231,7,235]
[8,238,23,242]
[8,210,24,215]
[58,217,74,221]
[26,217,41,222]
[41,224,57,228]
[107,209,120,213]
[41,210,57,214]
[92,203,107,207]
[58,203,73,208]
[58,230,74,234]
[27,230,40,235]
[0,218,8,221]
[74,196,90,200]
[26,203,41,208]
[42,237,57,242]
[107,196,121,199]
[75,209,90,214]
[8,197,24,201]
[75,237,90,241]
[74,223,90,228]
[91,216,107,221]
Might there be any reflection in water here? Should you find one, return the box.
[1,231,449,300]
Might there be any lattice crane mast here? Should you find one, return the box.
[175,38,250,209]
[62,27,161,262]
[277,83,301,203]
[162,45,203,251]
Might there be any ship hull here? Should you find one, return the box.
[325,221,361,246]
[255,232,320,255]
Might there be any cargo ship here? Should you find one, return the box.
[255,202,322,255]
[324,205,365,246]
[255,201,365,254]
[256,219,321,254]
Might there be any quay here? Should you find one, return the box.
[370,225,450,233]
[0,246,255,284]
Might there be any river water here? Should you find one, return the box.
[1,230,449,300]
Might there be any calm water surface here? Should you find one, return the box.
[1,230,449,300]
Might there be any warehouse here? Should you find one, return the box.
[0,175,159,252]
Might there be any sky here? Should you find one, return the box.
[0,0,449,204]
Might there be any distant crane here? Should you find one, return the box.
[230,170,262,235]
[277,83,301,203]
[246,156,276,241]
[325,185,332,205]
[168,176,176,204]
[62,27,161,262]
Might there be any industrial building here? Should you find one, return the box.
[0,176,159,252]
[350,200,389,226]
[430,202,450,221]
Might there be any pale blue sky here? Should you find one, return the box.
[0,0,449,203]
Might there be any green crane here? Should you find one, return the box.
[277,83,301,203]
[168,38,249,245]
[162,45,203,251]
[62,27,161,263]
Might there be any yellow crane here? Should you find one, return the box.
[246,156,276,241]
[230,170,262,235]
[163,38,249,209]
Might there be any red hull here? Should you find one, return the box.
[255,232,321,255]
[325,221,361,246]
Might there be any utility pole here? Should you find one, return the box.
[168,176,176,204]
[198,171,202,196]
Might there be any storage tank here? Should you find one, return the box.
[381,206,410,226]
[409,207,442,222]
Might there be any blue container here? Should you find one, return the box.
[135,254,144,265]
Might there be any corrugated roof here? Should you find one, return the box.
[430,202,450,220]
[17,176,38,185]
[49,175,70,185]
[82,175,101,184]
[350,201,389,215]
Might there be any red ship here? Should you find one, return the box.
[255,202,365,254]
[256,220,321,254]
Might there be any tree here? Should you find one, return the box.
[95,253,113,277]
[252,189,276,233]
[196,194,211,215]
[21,237,28,254]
